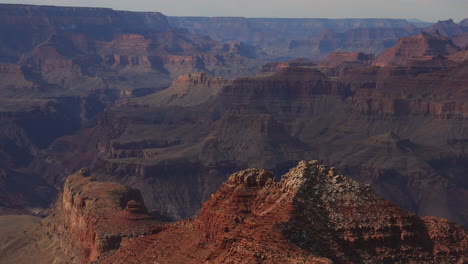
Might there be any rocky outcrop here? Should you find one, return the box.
[65,162,468,263]
[374,31,461,66]
[49,168,153,263]
[2,162,466,263]
[0,168,156,264]
[279,162,467,263]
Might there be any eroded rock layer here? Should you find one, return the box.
[374,30,461,66]
[0,3,266,215]
[0,168,156,264]
[1,161,466,264]
[70,37,468,226]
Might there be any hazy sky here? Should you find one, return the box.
[1,0,467,22]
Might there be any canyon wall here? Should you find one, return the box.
[0,4,267,215]
[55,34,468,227]
[0,168,156,264]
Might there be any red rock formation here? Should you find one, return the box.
[2,161,466,263]
[374,31,461,66]
[4,5,468,243]
[44,168,155,263]
[0,169,155,264]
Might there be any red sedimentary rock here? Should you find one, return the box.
[3,161,466,263]
[374,31,461,66]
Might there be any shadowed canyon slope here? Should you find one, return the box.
[1,161,466,263]
[42,32,468,228]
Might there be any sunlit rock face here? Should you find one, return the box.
[3,161,466,264]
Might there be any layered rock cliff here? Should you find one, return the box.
[2,3,468,239]
[0,4,265,96]
[53,49,468,229]
[0,3,267,215]
[168,17,412,58]
[0,168,156,264]
[2,161,466,263]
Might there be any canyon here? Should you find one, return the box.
[42,31,468,227]
[0,3,467,263]
[1,161,466,263]
[168,17,414,58]
[169,17,468,59]
[0,3,267,215]
[1,3,443,217]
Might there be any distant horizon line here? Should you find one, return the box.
[0,2,451,23]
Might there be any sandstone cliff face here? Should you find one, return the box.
[50,168,154,263]
[0,168,156,264]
